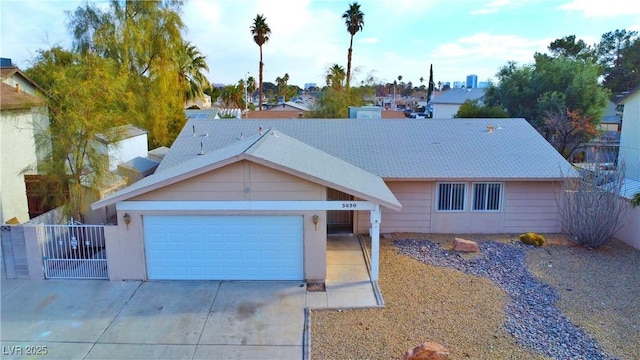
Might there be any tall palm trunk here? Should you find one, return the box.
[346,35,354,88]
[259,45,264,111]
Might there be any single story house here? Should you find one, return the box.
[431,88,485,119]
[92,118,575,283]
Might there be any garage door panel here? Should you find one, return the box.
[144,215,303,280]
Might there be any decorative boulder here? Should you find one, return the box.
[453,238,479,252]
[403,342,449,360]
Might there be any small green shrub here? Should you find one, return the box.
[519,232,545,246]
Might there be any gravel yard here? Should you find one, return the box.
[310,233,640,360]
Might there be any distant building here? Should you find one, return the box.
[452,81,465,88]
[478,81,490,88]
[466,74,478,89]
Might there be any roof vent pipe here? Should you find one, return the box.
[487,125,494,133]
[15,83,20,93]
[198,142,204,155]
[259,126,264,135]
[192,125,196,137]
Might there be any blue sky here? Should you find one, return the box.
[1,0,639,88]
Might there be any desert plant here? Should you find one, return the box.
[558,162,627,248]
[631,192,640,207]
[519,232,545,246]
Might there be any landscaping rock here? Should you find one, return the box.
[403,342,449,360]
[453,238,479,252]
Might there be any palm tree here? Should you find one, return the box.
[177,41,210,103]
[246,75,256,105]
[251,14,271,111]
[342,2,364,89]
[325,64,346,90]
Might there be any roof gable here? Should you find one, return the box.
[92,130,401,210]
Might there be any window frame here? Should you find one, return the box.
[435,182,467,212]
[471,182,504,212]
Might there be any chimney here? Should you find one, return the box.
[487,125,494,133]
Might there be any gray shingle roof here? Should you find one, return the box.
[158,118,575,180]
[92,129,401,210]
[431,88,485,104]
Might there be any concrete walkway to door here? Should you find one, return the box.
[304,234,381,309]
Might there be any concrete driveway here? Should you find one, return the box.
[1,279,306,359]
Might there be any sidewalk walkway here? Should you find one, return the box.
[305,234,382,309]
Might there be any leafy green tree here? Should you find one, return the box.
[547,35,595,61]
[486,56,608,128]
[631,193,640,207]
[251,14,271,110]
[343,2,364,88]
[26,48,133,220]
[485,55,608,158]
[67,0,189,148]
[596,30,640,95]
[455,99,509,118]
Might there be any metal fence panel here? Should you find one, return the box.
[41,224,108,279]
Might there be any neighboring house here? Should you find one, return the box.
[614,87,640,249]
[574,101,622,163]
[96,125,150,172]
[431,88,485,119]
[0,65,48,224]
[617,88,640,180]
[184,94,212,109]
[91,117,574,283]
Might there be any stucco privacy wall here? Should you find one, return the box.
[105,161,328,281]
[614,204,640,250]
[356,181,562,234]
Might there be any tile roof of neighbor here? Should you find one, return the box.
[430,88,485,104]
[92,129,401,210]
[157,118,576,180]
[0,66,46,93]
[0,82,43,110]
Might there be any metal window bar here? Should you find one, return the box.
[41,224,108,279]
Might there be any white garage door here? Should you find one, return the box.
[143,215,303,280]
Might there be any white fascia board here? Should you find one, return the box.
[116,200,377,211]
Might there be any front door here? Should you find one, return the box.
[327,188,353,234]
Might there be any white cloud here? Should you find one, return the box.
[558,0,640,17]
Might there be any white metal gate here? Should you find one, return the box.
[41,224,108,279]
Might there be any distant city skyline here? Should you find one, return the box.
[1,1,639,88]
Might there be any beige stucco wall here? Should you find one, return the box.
[0,108,40,224]
[614,203,640,250]
[105,161,328,281]
[618,90,640,180]
[357,180,562,234]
